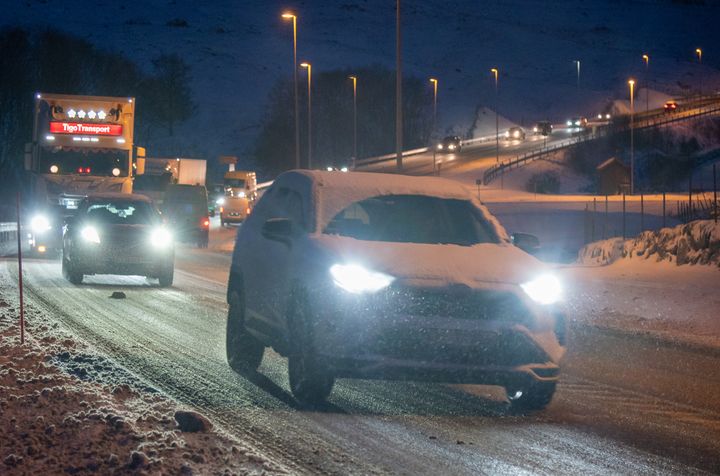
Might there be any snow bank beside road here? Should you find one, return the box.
[578,220,720,267]
[0,291,284,474]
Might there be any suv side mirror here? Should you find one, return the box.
[262,218,292,245]
[511,232,540,255]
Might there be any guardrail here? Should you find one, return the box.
[482,99,720,185]
[0,222,18,256]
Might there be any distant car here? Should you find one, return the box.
[163,184,210,248]
[436,136,462,153]
[566,117,588,129]
[664,100,678,113]
[220,190,252,226]
[61,193,174,286]
[207,184,225,217]
[505,127,526,140]
[226,170,567,412]
[532,121,553,136]
[595,113,612,121]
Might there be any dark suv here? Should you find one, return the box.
[162,184,210,248]
[62,193,174,286]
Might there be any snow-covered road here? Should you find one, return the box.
[5,236,720,473]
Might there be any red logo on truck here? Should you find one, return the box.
[49,122,123,136]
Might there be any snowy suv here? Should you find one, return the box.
[225,171,566,412]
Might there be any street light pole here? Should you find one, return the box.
[282,13,300,169]
[429,78,438,137]
[573,60,580,89]
[629,79,635,195]
[642,54,649,113]
[491,68,499,164]
[396,0,403,171]
[349,75,357,167]
[301,62,312,169]
[696,48,703,95]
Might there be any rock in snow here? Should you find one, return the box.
[174,410,214,432]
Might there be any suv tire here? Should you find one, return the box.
[226,288,264,373]
[287,289,335,406]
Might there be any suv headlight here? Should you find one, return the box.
[150,227,173,248]
[330,264,394,294]
[521,274,562,305]
[31,215,51,233]
[81,226,101,244]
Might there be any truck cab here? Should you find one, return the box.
[219,171,256,226]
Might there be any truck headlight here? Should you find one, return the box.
[31,215,51,233]
[521,274,562,305]
[330,264,394,294]
[150,227,173,248]
[81,226,101,244]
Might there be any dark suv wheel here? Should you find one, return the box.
[226,287,264,373]
[61,252,83,285]
[505,381,556,414]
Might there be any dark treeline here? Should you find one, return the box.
[253,65,433,175]
[0,28,194,188]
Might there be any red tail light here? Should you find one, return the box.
[200,217,210,228]
[219,207,224,213]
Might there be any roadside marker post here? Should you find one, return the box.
[16,192,25,345]
[622,193,626,240]
[714,163,717,224]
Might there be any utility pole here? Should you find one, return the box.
[629,79,635,194]
[491,68,499,164]
[349,76,358,167]
[395,0,403,171]
[573,60,580,90]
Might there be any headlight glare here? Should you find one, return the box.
[31,215,51,233]
[81,226,100,244]
[150,227,173,248]
[521,274,563,305]
[330,263,394,294]
[216,197,225,205]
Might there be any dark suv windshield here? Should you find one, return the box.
[83,200,158,225]
[324,195,498,245]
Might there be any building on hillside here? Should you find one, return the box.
[597,157,630,195]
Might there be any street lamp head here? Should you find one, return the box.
[429,78,437,84]
[696,48,702,55]
[642,54,649,62]
[490,68,498,74]
[628,79,635,86]
[348,75,356,80]
[300,62,310,68]
[281,12,296,19]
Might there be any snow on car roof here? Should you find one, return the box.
[273,170,509,240]
[85,192,152,202]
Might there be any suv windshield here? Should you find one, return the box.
[324,195,498,245]
[84,200,158,225]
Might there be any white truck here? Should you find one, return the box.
[219,170,256,226]
[25,93,137,254]
[134,158,206,206]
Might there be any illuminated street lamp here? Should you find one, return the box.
[629,79,636,194]
[300,62,312,169]
[696,48,703,94]
[642,54,649,113]
[429,78,438,136]
[491,68,499,164]
[282,12,300,169]
[348,75,358,166]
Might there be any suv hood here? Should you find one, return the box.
[312,234,546,289]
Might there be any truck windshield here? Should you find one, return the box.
[323,195,499,245]
[225,179,246,188]
[39,147,129,177]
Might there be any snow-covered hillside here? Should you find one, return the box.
[4,0,720,171]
